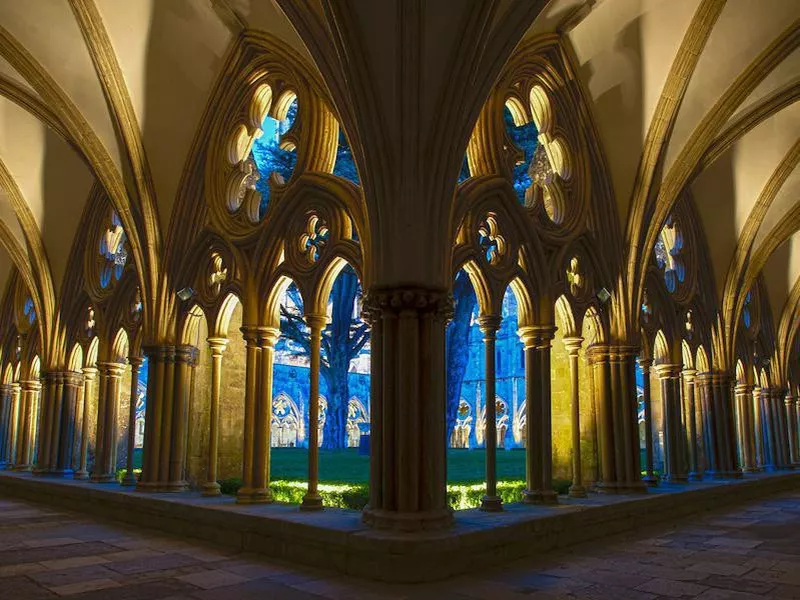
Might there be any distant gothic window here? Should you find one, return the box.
[654,216,684,293]
[23,297,35,325]
[99,210,128,287]
[742,291,753,329]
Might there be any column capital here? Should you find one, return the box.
[62,371,84,388]
[735,383,754,396]
[637,356,653,370]
[142,344,173,362]
[257,326,281,348]
[175,345,198,366]
[363,286,453,323]
[81,366,98,381]
[127,355,144,370]
[682,367,697,381]
[784,395,797,407]
[97,361,126,378]
[20,380,41,392]
[240,325,261,346]
[563,336,584,356]
[517,325,556,349]
[304,313,327,332]
[654,363,681,379]
[207,337,229,356]
[478,314,502,335]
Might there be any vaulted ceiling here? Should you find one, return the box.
[0,0,797,364]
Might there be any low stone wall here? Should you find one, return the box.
[0,471,797,582]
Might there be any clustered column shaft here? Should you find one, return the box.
[137,345,197,492]
[682,368,700,480]
[121,357,143,486]
[638,358,657,485]
[74,368,96,479]
[564,337,586,498]
[361,288,452,531]
[91,362,125,482]
[656,364,686,482]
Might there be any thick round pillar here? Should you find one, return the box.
[361,288,452,531]
[683,369,700,480]
[237,329,259,503]
[655,364,686,483]
[253,327,279,503]
[639,358,657,485]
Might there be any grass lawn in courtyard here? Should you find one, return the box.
[270,447,528,484]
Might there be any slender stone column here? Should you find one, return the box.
[34,374,54,473]
[773,388,792,469]
[302,314,326,511]
[122,357,143,486]
[202,338,227,496]
[361,288,452,531]
[588,345,616,491]
[684,369,701,480]
[237,329,259,503]
[735,384,756,472]
[91,363,124,482]
[785,395,798,467]
[253,327,279,503]
[639,358,657,485]
[607,347,646,492]
[479,315,502,511]
[520,328,543,501]
[565,337,586,498]
[75,368,95,479]
[752,387,765,469]
[158,348,177,486]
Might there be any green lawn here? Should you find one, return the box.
[270,447,528,484]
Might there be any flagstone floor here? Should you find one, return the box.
[0,489,798,599]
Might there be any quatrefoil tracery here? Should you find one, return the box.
[477,215,506,266]
[299,214,330,264]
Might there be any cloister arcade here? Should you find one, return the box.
[0,0,797,535]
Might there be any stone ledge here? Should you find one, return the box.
[0,471,797,582]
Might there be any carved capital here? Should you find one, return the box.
[478,315,502,336]
[517,325,556,349]
[175,345,199,366]
[654,363,682,379]
[563,336,584,356]
[363,286,453,323]
[207,337,229,356]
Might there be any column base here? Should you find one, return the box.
[90,473,116,483]
[522,489,558,504]
[201,482,221,497]
[568,485,587,498]
[15,465,32,472]
[662,475,689,484]
[166,481,188,493]
[135,481,159,492]
[236,488,273,504]
[479,495,503,511]
[742,466,759,473]
[688,472,703,481]
[361,506,454,532]
[121,472,138,487]
[300,492,324,511]
[641,475,659,486]
[73,470,89,480]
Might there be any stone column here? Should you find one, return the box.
[253,327,279,503]
[57,372,82,474]
[773,388,792,469]
[639,358,657,485]
[361,288,452,531]
[711,372,739,477]
[785,395,798,467]
[16,381,39,470]
[91,362,124,482]
[75,368,95,479]
[655,364,686,482]
[48,374,65,473]
[202,338,227,496]
[520,326,557,504]
[564,337,587,498]
[237,329,259,503]
[122,357,143,486]
[478,315,502,511]
[7,383,20,467]
[0,384,10,466]
[752,386,765,470]
[608,347,646,492]
[168,346,195,492]
[157,348,177,487]
[302,314,326,511]
[588,345,616,491]
[735,384,756,472]
[138,347,163,490]
[683,369,701,480]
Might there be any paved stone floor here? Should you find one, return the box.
[0,490,798,599]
